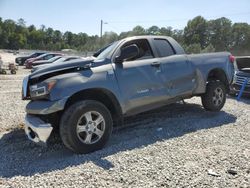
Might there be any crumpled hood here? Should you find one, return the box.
[29,58,95,80]
[236,57,250,70]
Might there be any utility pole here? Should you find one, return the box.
[100,20,103,39]
[100,20,108,39]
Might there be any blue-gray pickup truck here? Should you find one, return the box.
[22,36,235,153]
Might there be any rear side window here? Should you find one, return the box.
[154,39,175,57]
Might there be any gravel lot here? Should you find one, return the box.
[0,52,249,187]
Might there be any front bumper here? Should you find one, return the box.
[24,115,53,145]
[230,84,250,95]
[26,97,68,115]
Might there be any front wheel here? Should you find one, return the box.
[60,100,113,154]
[201,81,226,111]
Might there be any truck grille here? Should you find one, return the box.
[235,75,250,87]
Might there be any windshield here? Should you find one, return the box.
[49,56,62,62]
[31,52,43,57]
[36,53,47,59]
[30,53,38,57]
[53,57,66,63]
[95,41,119,60]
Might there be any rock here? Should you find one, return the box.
[227,169,237,175]
[208,169,220,177]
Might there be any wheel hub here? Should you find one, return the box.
[86,121,96,132]
[213,87,224,106]
[76,111,105,144]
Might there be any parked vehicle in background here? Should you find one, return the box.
[52,56,81,64]
[24,53,63,69]
[31,56,81,72]
[230,56,250,95]
[22,36,234,154]
[15,52,46,65]
[32,56,63,67]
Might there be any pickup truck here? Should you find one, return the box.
[22,36,235,154]
[230,56,250,95]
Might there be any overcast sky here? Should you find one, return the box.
[0,0,250,35]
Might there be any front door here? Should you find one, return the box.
[113,39,168,114]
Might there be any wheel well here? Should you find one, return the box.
[64,88,123,126]
[207,68,229,91]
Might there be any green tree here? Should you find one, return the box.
[184,16,208,49]
[201,44,215,53]
[231,23,250,54]
[207,17,232,51]
[184,43,201,54]
[159,26,173,36]
[0,16,249,55]
[147,25,160,35]
[132,26,146,35]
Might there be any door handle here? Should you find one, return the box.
[151,62,161,67]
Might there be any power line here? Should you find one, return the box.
[107,12,250,24]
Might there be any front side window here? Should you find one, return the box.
[121,39,154,62]
[154,39,175,57]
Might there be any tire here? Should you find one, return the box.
[11,70,16,74]
[1,70,7,74]
[60,100,113,154]
[201,81,226,111]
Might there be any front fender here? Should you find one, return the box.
[49,65,122,103]
[26,97,68,115]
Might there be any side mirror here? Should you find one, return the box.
[115,44,139,63]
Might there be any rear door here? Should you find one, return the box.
[113,39,168,114]
[151,38,196,97]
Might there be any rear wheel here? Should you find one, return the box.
[201,81,226,111]
[60,100,113,154]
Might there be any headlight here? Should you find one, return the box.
[232,71,237,83]
[29,80,57,99]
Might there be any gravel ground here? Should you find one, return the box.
[0,52,249,187]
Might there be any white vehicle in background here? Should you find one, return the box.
[31,56,82,73]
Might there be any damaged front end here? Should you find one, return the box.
[24,115,53,145]
[22,59,93,145]
[22,76,52,145]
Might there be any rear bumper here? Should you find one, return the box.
[24,115,53,145]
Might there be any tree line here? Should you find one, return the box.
[0,16,250,55]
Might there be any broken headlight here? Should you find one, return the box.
[29,80,57,99]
